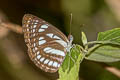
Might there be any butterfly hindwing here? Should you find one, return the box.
[22,14,69,73]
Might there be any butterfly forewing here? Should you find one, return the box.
[22,14,69,73]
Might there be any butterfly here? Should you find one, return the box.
[22,14,73,73]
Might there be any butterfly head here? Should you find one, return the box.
[66,34,73,52]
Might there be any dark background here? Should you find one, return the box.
[0,0,120,80]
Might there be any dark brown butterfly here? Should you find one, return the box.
[22,14,73,73]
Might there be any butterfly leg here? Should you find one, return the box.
[72,44,81,54]
[72,44,86,63]
[68,50,75,63]
[71,44,80,59]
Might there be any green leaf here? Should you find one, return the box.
[81,32,87,46]
[58,45,84,80]
[86,44,120,62]
[86,28,120,62]
[97,28,120,43]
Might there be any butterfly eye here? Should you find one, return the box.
[68,35,73,42]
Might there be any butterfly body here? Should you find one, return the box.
[22,14,73,73]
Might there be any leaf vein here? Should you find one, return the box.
[109,36,120,41]
[102,30,120,40]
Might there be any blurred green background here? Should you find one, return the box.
[0,0,120,80]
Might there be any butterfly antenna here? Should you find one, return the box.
[69,13,72,35]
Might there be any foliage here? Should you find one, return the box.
[58,28,120,80]
[58,45,84,80]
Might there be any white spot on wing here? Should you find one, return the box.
[33,25,37,28]
[46,33,62,40]
[27,20,30,23]
[41,25,48,28]
[28,39,30,42]
[40,57,45,62]
[46,67,50,69]
[35,47,38,50]
[39,40,46,45]
[52,49,65,56]
[44,59,49,64]
[53,62,58,67]
[39,37,44,40]
[37,51,40,55]
[33,39,36,41]
[55,40,67,47]
[33,33,36,37]
[46,33,53,38]
[37,61,40,64]
[38,29,45,32]
[43,47,51,51]
[48,61,53,66]
[53,35,61,39]
[26,24,29,27]
[35,20,39,22]
[44,47,65,56]
[37,55,41,59]
[41,64,45,67]
[33,43,36,47]
[27,28,29,31]
[34,22,38,24]
[33,29,35,32]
